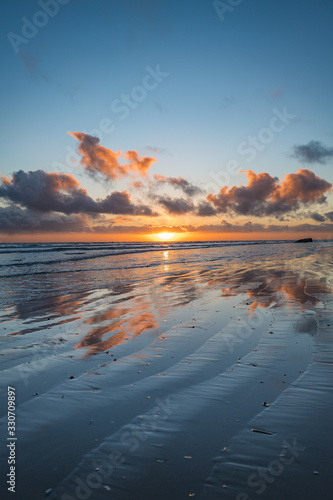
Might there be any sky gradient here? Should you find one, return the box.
[1,0,333,241]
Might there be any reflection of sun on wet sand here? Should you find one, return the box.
[0,244,332,500]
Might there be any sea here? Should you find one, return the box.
[0,239,329,295]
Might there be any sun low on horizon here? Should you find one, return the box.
[156,232,176,241]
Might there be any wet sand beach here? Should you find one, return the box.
[0,241,332,499]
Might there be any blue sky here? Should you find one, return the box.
[1,0,333,240]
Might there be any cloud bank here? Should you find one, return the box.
[1,205,333,236]
[207,169,331,217]
[0,170,155,216]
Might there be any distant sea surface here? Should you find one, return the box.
[0,239,331,305]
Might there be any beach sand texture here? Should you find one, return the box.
[0,241,332,499]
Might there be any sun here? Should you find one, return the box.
[157,232,175,241]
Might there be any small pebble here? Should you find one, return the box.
[45,488,52,497]
[262,402,270,407]
[313,471,319,475]
[69,376,75,379]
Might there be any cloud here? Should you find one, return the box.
[195,221,267,233]
[96,224,187,235]
[325,211,333,222]
[18,49,52,84]
[129,180,146,190]
[123,150,156,174]
[310,212,326,222]
[0,205,94,233]
[153,174,203,196]
[0,170,155,216]
[99,191,155,216]
[69,132,156,180]
[158,196,194,215]
[266,222,333,233]
[2,205,332,236]
[291,140,333,164]
[207,169,332,217]
[196,202,217,217]
[145,146,166,154]
[0,170,90,213]
[185,220,333,234]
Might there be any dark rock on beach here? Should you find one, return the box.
[295,237,313,243]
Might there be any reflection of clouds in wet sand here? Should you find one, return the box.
[219,265,332,313]
[9,294,84,336]
[6,249,332,357]
[72,254,333,356]
[75,300,160,356]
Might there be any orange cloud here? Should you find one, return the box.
[124,150,156,175]
[207,169,332,217]
[69,132,156,180]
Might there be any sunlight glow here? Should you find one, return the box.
[157,232,175,241]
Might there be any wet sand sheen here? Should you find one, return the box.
[0,245,332,499]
